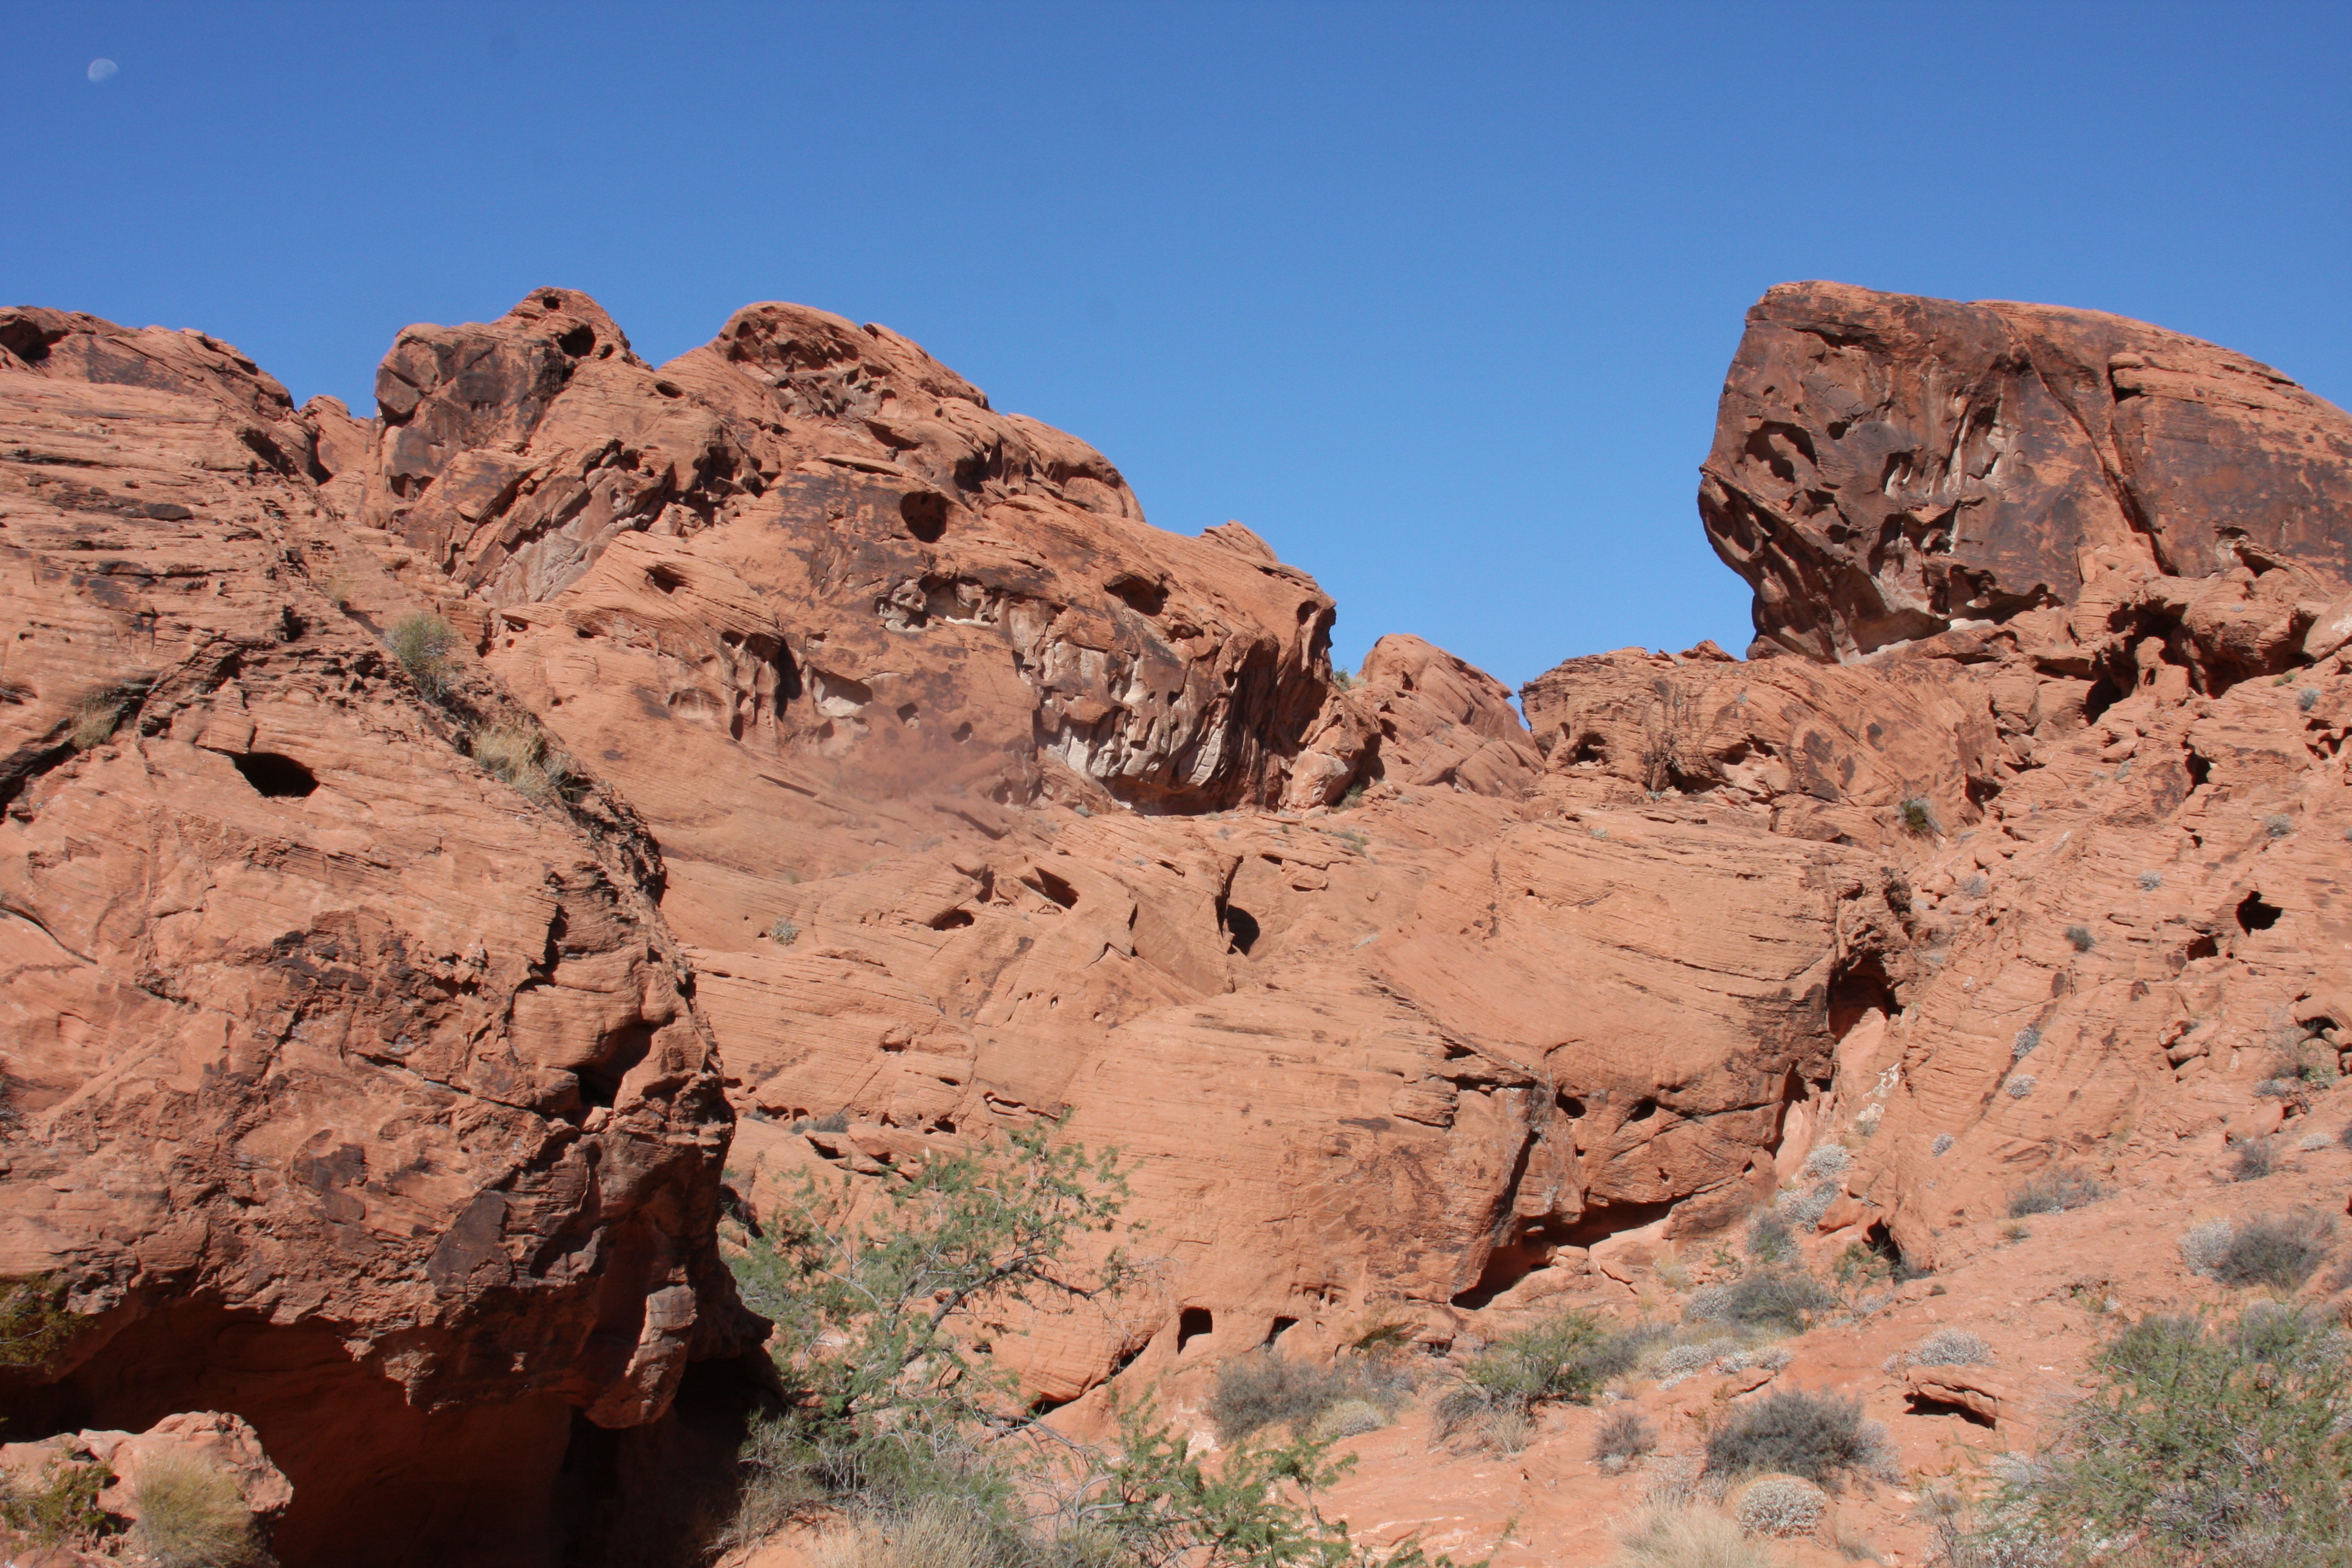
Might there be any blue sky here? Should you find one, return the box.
[9,3,2351,688]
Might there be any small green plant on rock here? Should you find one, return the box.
[769,918,801,945]
[0,1455,112,1548]
[0,1273,73,1370]
[2007,1168,2105,1218]
[2064,924,2095,953]
[1899,797,1940,837]
[1590,1408,1655,1466]
[388,612,456,697]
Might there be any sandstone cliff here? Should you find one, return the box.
[8,279,2352,1568]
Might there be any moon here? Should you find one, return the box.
[87,58,117,82]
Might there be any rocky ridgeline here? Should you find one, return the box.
[2,283,2350,1566]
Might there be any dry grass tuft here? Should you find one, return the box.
[131,1450,264,1567]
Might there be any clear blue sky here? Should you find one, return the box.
[10,4,2350,689]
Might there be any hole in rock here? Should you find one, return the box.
[232,752,319,799]
[928,908,975,930]
[1827,955,1897,1039]
[1176,1307,1214,1353]
[555,1353,776,1566]
[2083,675,2126,723]
[2185,750,2211,788]
[1557,1093,1587,1119]
[555,325,595,358]
[2182,933,2220,963]
[1904,1393,1997,1429]
[1106,572,1166,616]
[1223,904,1260,955]
[647,563,687,594]
[1023,867,1079,909]
[1625,1097,1659,1123]
[1569,736,1607,766]
[1028,1391,1073,1417]
[581,1022,655,1109]
[895,702,918,724]
[2236,892,2283,933]
[1265,1316,1299,1346]
[952,721,973,743]
[1556,1198,1678,1250]
[899,490,948,543]
[7,1296,575,1568]
[1451,1226,1555,1309]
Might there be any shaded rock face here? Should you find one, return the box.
[0,307,743,1566]
[1704,281,2352,662]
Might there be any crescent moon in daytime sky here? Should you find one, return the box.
[87,58,117,82]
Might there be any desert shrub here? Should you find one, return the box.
[1704,1390,1885,1486]
[2213,1209,2334,1291]
[1960,874,1990,898]
[1802,1145,1851,1181]
[1900,798,1940,837]
[469,720,578,799]
[1685,1271,1834,1331]
[2063,924,2095,952]
[1745,1212,1791,1264]
[809,1497,1007,1568]
[2007,1168,2105,1217]
[1931,1134,1954,1157]
[1313,1399,1386,1439]
[0,1273,73,1369]
[2299,687,2322,712]
[2229,1137,2278,1181]
[388,612,457,696]
[2180,1220,2236,1277]
[771,919,802,945]
[2005,1076,2036,1099]
[724,1123,1466,1568]
[132,1451,264,1567]
[2011,1027,2041,1059]
[1592,1408,1656,1465]
[0,1456,111,1547]
[1912,1328,1992,1367]
[2138,870,2164,890]
[2266,814,2296,838]
[69,679,147,749]
[1775,1184,1837,1229]
[2011,1307,2351,1561]
[1653,1338,1743,1382]
[1616,1506,1772,1568]
[2340,1120,2352,1152]
[1736,1475,1826,1538]
[1434,1308,1642,1447]
[1208,1351,1359,1444]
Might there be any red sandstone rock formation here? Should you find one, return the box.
[1704,280,2352,662]
[0,307,746,1566]
[13,277,2352,1568]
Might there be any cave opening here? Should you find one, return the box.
[2236,891,2284,933]
[232,752,319,799]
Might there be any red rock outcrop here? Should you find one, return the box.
[0,307,745,1566]
[21,274,2352,1568]
[1704,281,2352,663]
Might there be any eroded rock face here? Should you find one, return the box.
[0,308,743,1566]
[1704,281,2352,661]
[355,290,1338,820]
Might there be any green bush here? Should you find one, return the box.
[2007,1168,2106,1218]
[1433,1308,1643,1448]
[0,1455,111,1547]
[388,612,456,697]
[0,1273,73,1369]
[724,1122,1468,1568]
[2006,1307,2351,1561]
[1702,1390,1885,1486]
